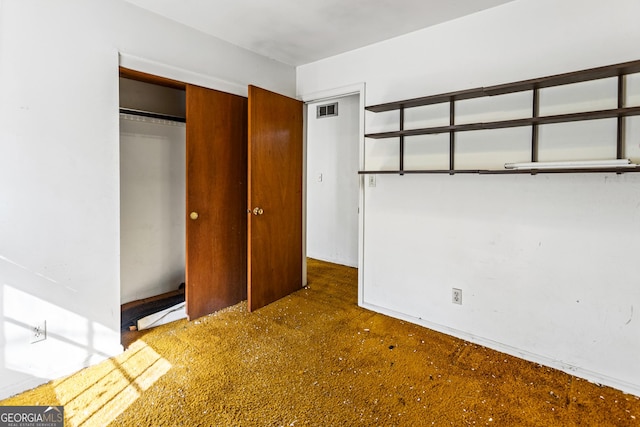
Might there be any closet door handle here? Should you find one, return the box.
[252,207,264,216]
[190,212,199,220]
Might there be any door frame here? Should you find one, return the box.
[119,53,247,98]
[299,83,366,306]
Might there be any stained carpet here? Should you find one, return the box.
[2,259,639,426]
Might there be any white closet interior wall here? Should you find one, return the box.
[119,78,186,304]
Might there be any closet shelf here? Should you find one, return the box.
[365,106,640,139]
[119,108,186,123]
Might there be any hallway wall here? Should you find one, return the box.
[306,95,359,267]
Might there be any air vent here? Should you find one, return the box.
[317,102,338,118]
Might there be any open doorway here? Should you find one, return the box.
[305,94,360,267]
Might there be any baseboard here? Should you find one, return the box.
[0,377,49,401]
[0,347,123,401]
[360,301,640,397]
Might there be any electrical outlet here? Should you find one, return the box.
[368,175,376,187]
[452,288,462,305]
[30,321,46,344]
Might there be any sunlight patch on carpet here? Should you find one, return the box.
[53,340,171,426]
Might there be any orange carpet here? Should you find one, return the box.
[2,259,639,426]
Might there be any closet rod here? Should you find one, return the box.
[119,108,186,123]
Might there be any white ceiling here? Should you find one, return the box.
[124,0,515,66]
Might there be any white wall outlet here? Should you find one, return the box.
[30,321,46,344]
[452,288,462,305]
[368,175,376,187]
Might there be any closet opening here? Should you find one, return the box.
[118,71,187,345]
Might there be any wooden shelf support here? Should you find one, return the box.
[531,88,539,163]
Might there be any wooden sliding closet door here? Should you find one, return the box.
[186,84,247,320]
[247,85,303,311]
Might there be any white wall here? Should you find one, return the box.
[306,95,359,267]
[297,0,640,396]
[0,0,295,399]
[120,116,185,304]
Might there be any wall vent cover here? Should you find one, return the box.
[317,102,338,118]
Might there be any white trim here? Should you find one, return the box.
[356,87,366,308]
[300,83,365,103]
[361,301,640,397]
[302,99,308,287]
[118,52,247,97]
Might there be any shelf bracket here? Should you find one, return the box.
[617,74,625,160]
[449,99,455,175]
[531,88,539,163]
[399,106,405,175]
